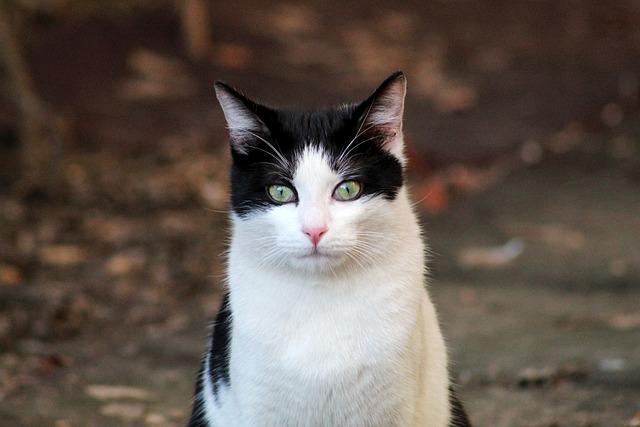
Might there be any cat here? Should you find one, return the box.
[189,71,471,427]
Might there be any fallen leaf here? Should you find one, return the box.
[446,164,498,193]
[608,312,640,330]
[200,179,228,210]
[601,102,624,127]
[270,4,318,36]
[100,402,146,421]
[119,49,198,100]
[144,412,168,425]
[458,239,524,269]
[433,83,478,114]
[416,179,449,213]
[506,223,586,250]
[106,251,147,276]
[39,245,86,266]
[86,385,154,401]
[548,122,585,153]
[0,265,23,286]
[598,358,625,372]
[517,363,588,388]
[214,43,252,69]
[626,412,640,427]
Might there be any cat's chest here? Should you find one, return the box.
[233,289,405,369]
[228,305,413,427]
[230,267,416,358]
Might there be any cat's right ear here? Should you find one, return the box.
[214,82,270,154]
[355,71,407,163]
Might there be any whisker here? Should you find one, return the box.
[247,131,290,170]
[337,122,378,165]
[336,134,382,171]
[248,145,289,170]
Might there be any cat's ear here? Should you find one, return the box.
[356,71,407,161]
[214,81,270,154]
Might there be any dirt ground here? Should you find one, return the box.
[1,2,639,426]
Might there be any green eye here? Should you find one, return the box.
[334,180,362,201]
[267,184,296,203]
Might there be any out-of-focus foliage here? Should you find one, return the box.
[10,0,171,18]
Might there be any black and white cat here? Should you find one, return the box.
[189,72,471,427]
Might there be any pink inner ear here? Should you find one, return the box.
[359,76,407,158]
[215,83,270,154]
[365,78,406,133]
[359,74,405,130]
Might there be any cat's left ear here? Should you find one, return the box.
[357,71,407,162]
[214,81,271,154]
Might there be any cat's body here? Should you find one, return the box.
[189,72,471,427]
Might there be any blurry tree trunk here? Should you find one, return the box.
[180,0,212,61]
[0,0,67,194]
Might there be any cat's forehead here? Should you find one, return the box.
[269,106,358,154]
[293,146,341,191]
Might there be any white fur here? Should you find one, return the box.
[201,145,451,426]
[365,76,407,164]
[215,87,266,154]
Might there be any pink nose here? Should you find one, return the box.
[303,226,327,245]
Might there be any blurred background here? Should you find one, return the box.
[0,1,639,426]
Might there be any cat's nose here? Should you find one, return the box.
[303,226,328,245]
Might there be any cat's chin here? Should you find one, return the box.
[287,251,348,275]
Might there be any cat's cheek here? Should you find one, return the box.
[265,204,298,230]
[261,205,313,252]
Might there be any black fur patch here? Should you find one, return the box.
[187,373,207,427]
[188,294,232,426]
[209,294,232,397]
[226,96,404,218]
[449,386,472,426]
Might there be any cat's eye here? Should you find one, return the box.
[267,184,296,203]
[334,180,362,201]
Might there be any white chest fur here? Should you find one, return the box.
[201,188,451,427]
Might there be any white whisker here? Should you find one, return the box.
[337,122,379,166]
[247,131,291,171]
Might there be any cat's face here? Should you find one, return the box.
[216,72,408,275]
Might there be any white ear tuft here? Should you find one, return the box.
[359,72,407,162]
[366,72,406,133]
[215,82,269,154]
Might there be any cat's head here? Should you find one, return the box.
[216,72,411,275]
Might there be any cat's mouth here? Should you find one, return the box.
[298,245,338,262]
[304,247,325,258]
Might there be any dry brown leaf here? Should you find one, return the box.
[106,251,146,277]
[507,223,586,250]
[86,384,154,401]
[416,179,449,213]
[214,43,252,70]
[608,312,640,330]
[119,49,198,100]
[38,245,86,266]
[0,265,23,286]
[626,412,640,427]
[100,402,146,421]
[433,83,479,114]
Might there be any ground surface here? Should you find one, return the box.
[1,2,639,426]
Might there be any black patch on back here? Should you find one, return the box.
[187,373,207,427]
[188,294,232,426]
[209,293,232,396]
[229,103,404,218]
[449,386,472,426]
